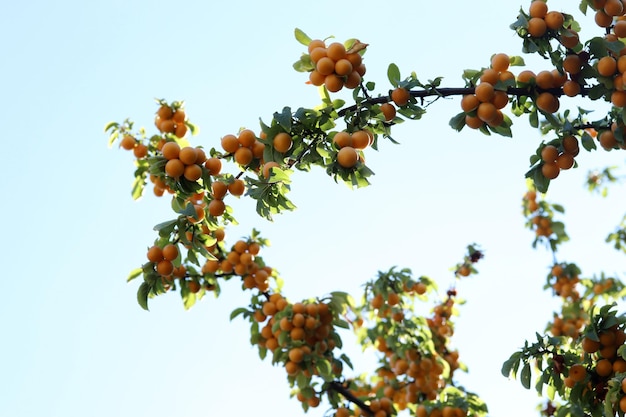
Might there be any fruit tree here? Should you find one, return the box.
[107,1,626,417]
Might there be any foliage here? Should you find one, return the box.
[107,2,626,416]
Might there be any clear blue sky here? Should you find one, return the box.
[1,1,624,417]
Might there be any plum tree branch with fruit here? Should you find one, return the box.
[108,1,626,416]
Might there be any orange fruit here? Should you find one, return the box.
[120,135,137,150]
[172,109,185,123]
[159,119,176,134]
[536,92,560,113]
[380,103,397,121]
[596,358,613,376]
[157,105,173,120]
[391,87,411,106]
[324,74,344,92]
[606,0,624,15]
[288,347,305,363]
[351,130,370,149]
[273,132,293,153]
[188,204,205,223]
[234,147,254,166]
[228,179,246,196]
[371,294,384,309]
[252,141,265,158]
[541,145,559,162]
[156,260,174,276]
[262,161,281,179]
[480,68,500,85]
[475,82,495,102]
[535,70,555,89]
[541,162,560,179]
[326,42,347,61]
[597,56,617,77]
[529,0,548,18]
[562,136,579,154]
[477,102,497,123]
[333,131,352,148]
[563,55,582,74]
[545,11,565,29]
[307,39,326,54]
[133,143,147,158]
[174,123,187,138]
[208,199,226,217]
[211,181,228,199]
[559,29,579,48]
[194,148,207,164]
[492,91,509,109]
[334,59,353,76]
[612,90,626,107]
[595,10,613,27]
[309,70,325,86]
[499,70,516,82]
[491,53,510,72]
[147,245,164,263]
[309,47,327,63]
[316,57,335,76]
[614,20,626,37]
[599,130,618,149]
[569,364,587,382]
[187,280,201,293]
[563,80,581,97]
[337,147,358,168]
[346,52,362,68]
[344,70,362,89]
[461,95,480,112]
[557,153,575,170]
[165,159,185,179]
[528,17,547,37]
[614,359,626,373]
[178,147,198,165]
[161,141,181,160]
[465,115,484,129]
[172,265,186,279]
[387,292,400,306]
[237,129,256,148]
[221,134,240,154]
[162,244,179,261]
[517,70,537,84]
[183,164,203,181]
[204,157,222,175]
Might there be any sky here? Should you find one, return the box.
[1,1,625,417]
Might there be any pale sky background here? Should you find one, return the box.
[1,1,625,417]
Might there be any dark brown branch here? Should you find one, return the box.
[337,86,593,117]
[328,381,374,416]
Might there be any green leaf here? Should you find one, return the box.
[521,362,532,389]
[501,352,521,377]
[582,131,597,151]
[153,218,178,234]
[137,282,150,311]
[316,358,332,380]
[449,112,466,132]
[179,202,198,217]
[340,353,353,370]
[510,55,526,66]
[230,307,248,321]
[127,267,143,283]
[274,107,292,131]
[387,63,401,87]
[333,319,350,329]
[294,28,312,46]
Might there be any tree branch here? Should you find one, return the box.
[338,86,593,117]
[328,380,374,416]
